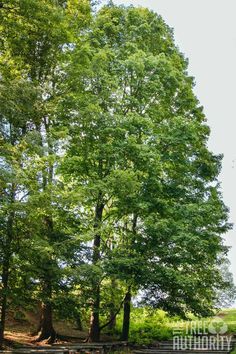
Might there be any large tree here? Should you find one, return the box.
[0,1,232,346]
[60,4,231,341]
[0,0,91,345]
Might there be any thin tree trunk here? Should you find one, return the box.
[108,308,116,331]
[99,297,125,332]
[0,258,10,349]
[89,279,100,342]
[76,313,83,331]
[108,278,117,331]
[120,215,137,341]
[0,206,14,349]
[121,286,131,341]
[88,196,104,342]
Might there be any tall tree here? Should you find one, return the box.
[61,4,231,341]
[0,0,91,344]
[0,1,232,346]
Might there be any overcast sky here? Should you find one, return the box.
[109,0,236,287]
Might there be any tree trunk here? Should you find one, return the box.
[121,287,131,341]
[88,231,101,342]
[89,281,100,342]
[76,313,83,331]
[35,301,56,343]
[88,197,104,342]
[35,276,56,343]
[120,215,136,341]
[34,209,56,343]
[108,278,117,331]
[0,258,10,349]
[0,208,14,349]
[108,308,116,331]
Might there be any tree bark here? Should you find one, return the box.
[121,286,131,341]
[89,281,100,342]
[108,278,117,331]
[0,258,10,349]
[34,262,56,341]
[76,313,83,331]
[35,301,56,343]
[88,197,104,342]
[35,119,56,343]
[0,206,14,349]
[108,308,116,331]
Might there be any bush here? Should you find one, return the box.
[116,307,174,344]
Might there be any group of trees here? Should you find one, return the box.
[0,0,234,348]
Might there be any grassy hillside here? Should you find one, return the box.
[218,309,236,332]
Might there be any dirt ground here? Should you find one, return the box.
[3,310,115,349]
[3,310,90,349]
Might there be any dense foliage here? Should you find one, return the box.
[0,0,234,347]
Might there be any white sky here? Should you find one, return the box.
[110,0,236,285]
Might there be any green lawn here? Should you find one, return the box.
[217,309,236,333]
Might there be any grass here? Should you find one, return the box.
[218,309,236,332]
